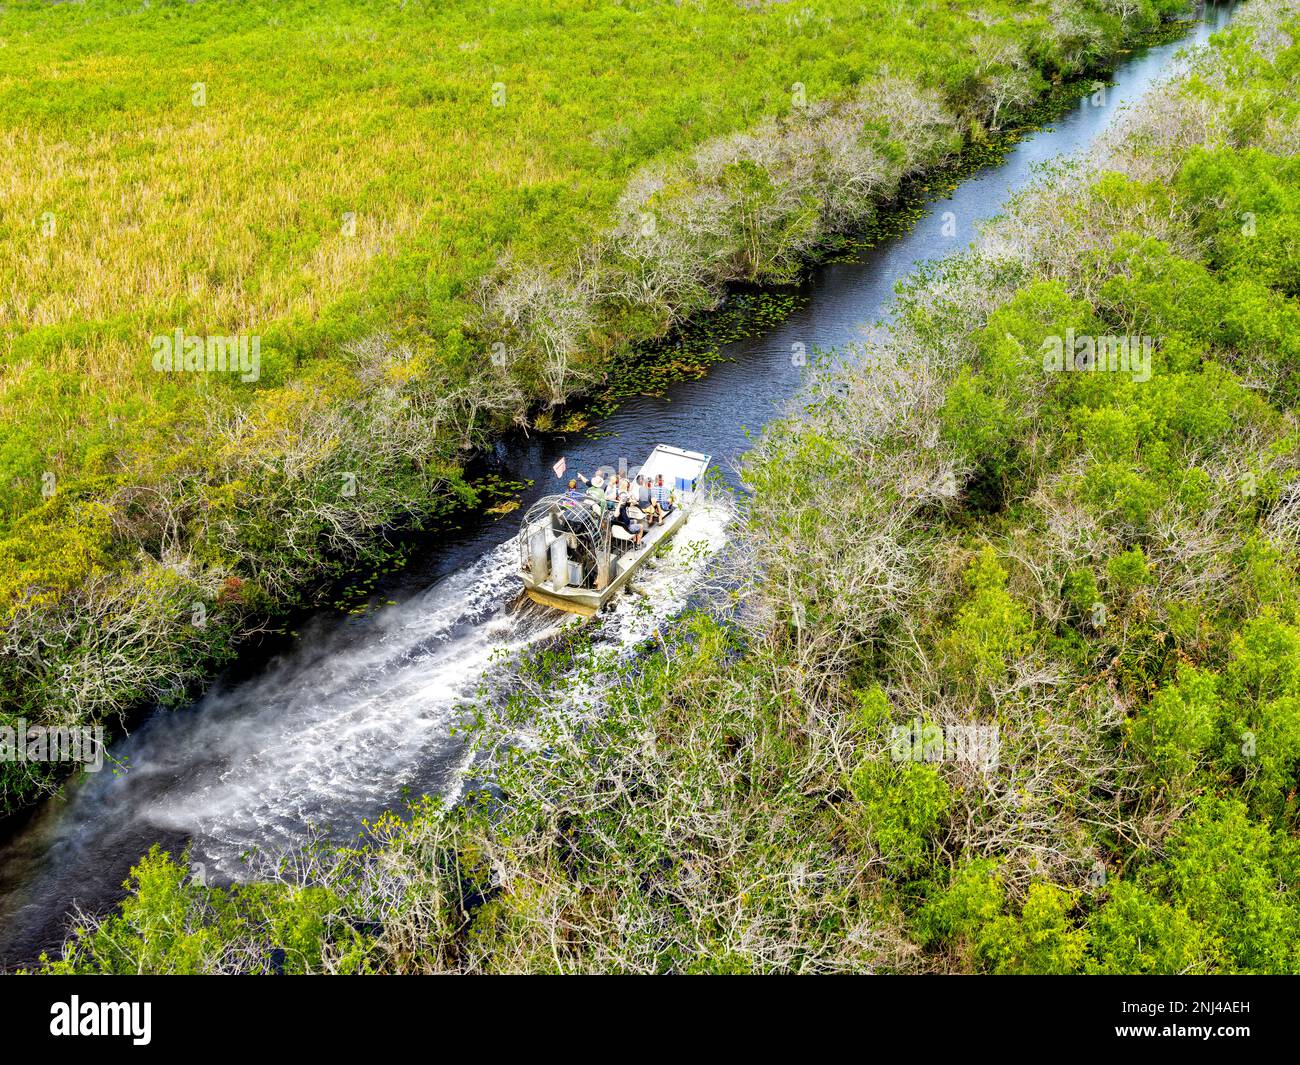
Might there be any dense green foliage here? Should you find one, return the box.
[34,2,1300,975]
[0,0,1178,814]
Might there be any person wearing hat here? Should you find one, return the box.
[578,473,608,518]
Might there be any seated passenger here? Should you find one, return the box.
[564,479,587,503]
[651,474,675,515]
[614,494,644,546]
[644,483,664,525]
[626,499,648,540]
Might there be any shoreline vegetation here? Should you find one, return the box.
[0,0,1186,817]
[30,0,1300,974]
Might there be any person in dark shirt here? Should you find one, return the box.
[613,493,645,546]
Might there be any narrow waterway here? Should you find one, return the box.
[0,2,1237,968]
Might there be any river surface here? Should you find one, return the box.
[0,1,1237,968]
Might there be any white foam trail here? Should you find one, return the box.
[599,494,733,647]
[143,538,554,870]
[140,495,732,877]
[505,493,735,750]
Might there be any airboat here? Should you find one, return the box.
[518,445,711,616]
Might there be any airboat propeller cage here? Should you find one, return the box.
[518,445,710,616]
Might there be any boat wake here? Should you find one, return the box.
[0,490,733,973]
[129,492,734,878]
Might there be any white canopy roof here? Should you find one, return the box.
[639,445,711,494]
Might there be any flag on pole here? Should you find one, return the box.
[552,456,567,479]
